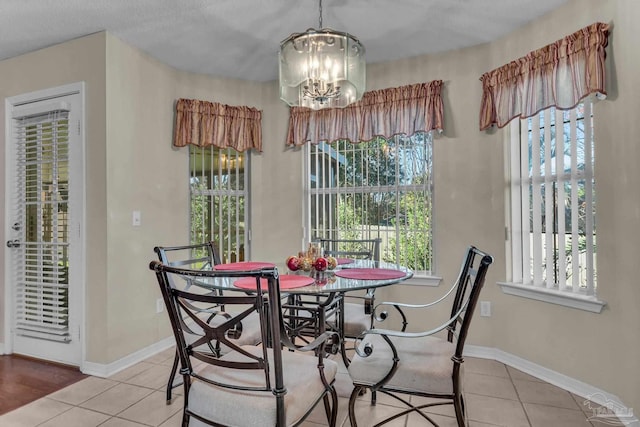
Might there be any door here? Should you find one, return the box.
[5,84,84,366]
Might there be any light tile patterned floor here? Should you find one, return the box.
[0,348,617,426]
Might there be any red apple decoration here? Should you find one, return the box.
[314,257,328,271]
[286,255,300,271]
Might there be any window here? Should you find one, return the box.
[502,99,604,312]
[190,146,248,263]
[306,133,433,275]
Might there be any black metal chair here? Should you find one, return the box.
[154,242,262,403]
[346,246,493,427]
[316,238,381,264]
[150,261,339,427]
[315,237,381,365]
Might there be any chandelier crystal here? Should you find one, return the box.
[279,0,365,109]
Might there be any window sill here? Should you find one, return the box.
[401,275,442,287]
[497,282,606,313]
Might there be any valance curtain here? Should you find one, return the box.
[479,22,609,131]
[173,98,262,152]
[286,81,444,146]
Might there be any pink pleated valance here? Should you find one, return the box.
[286,81,444,146]
[479,22,609,131]
[174,98,262,152]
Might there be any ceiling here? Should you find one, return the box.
[0,0,568,82]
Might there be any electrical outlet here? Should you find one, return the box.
[156,298,164,313]
[480,301,491,317]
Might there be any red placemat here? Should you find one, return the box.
[335,268,406,280]
[233,275,315,290]
[214,261,276,271]
[336,258,354,265]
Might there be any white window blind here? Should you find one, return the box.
[510,100,597,297]
[12,108,71,342]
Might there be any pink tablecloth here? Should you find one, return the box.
[233,275,314,290]
[336,258,354,265]
[214,261,276,271]
[335,268,406,280]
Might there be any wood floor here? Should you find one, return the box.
[0,354,87,415]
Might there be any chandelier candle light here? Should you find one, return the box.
[279,0,366,109]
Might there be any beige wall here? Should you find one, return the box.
[101,33,304,362]
[1,0,637,412]
[370,0,640,412]
[266,0,639,409]
[485,0,640,411]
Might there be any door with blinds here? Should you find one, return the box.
[5,84,84,366]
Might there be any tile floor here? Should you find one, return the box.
[0,347,618,427]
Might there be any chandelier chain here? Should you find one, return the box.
[318,0,323,28]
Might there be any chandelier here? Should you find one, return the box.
[279,0,365,110]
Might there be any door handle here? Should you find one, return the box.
[6,240,20,248]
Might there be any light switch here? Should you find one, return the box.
[480,301,491,317]
[132,210,141,226]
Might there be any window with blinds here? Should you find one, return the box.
[306,134,433,275]
[12,108,71,342]
[508,100,597,301]
[189,146,248,263]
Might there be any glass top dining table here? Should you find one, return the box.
[188,259,413,365]
[190,259,414,295]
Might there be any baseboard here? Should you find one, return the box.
[465,345,639,426]
[0,342,5,354]
[81,336,175,378]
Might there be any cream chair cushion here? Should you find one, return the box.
[341,302,370,338]
[348,334,459,395]
[188,346,338,427]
